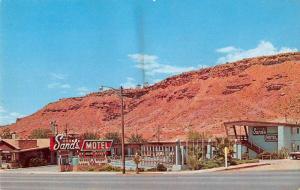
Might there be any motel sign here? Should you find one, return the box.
[81,140,113,152]
[50,134,113,152]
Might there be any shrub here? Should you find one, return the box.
[81,132,98,140]
[201,160,222,169]
[146,167,157,172]
[271,152,278,159]
[278,147,289,159]
[77,164,122,172]
[104,132,121,144]
[127,134,146,143]
[235,159,259,165]
[28,158,47,167]
[187,155,203,170]
[229,159,238,166]
[156,163,167,171]
[213,137,234,161]
[0,128,13,139]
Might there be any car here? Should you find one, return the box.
[289,152,300,160]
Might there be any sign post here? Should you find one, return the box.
[224,147,228,168]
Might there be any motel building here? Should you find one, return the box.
[225,120,300,159]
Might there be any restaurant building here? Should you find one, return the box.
[225,120,300,159]
[0,138,54,168]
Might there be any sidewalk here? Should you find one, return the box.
[0,162,269,175]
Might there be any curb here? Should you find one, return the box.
[218,163,271,171]
[1,163,270,175]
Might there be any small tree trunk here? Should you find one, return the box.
[136,163,139,174]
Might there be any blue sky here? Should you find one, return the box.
[0,0,299,125]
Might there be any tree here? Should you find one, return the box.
[186,130,209,160]
[213,137,234,161]
[104,132,121,144]
[81,132,98,139]
[133,152,142,174]
[0,128,12,139]
[187,130,201,141]
[127,133,146,143]
[29,128,52,139]
[187,130,211,141]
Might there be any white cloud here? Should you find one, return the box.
[48,72,71,92]
[76,87,90,96]
[0,105,6,113]
[128,53,195,76]
[0,105,24,125]
[50,73,67,80]
[216,41,298,64]
[216,46,239,53]
[48,82,71,89]
[128,54,158,65]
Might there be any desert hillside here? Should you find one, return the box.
[5,52,300,141]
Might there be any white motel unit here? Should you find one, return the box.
[224,120,300,159]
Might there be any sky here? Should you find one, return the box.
[0,0,299,125]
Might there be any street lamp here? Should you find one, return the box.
[100,85,126,174]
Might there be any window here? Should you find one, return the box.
[297,145,300,151]
[297,128,300,134]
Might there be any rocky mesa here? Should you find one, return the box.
[4,52,300,141]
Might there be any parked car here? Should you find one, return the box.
[289,152,300,160]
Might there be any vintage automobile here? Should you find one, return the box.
[289,152,300,160]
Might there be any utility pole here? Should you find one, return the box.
[156,125,161,142]
[99,85,126,174]
[202,132,205,160]
[120,86,125,174]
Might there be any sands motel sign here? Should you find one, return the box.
[50,134,113,169]
[50,134,113,152]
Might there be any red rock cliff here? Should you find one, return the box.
[5,52,300,141]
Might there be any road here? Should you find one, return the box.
[1,170,300,190]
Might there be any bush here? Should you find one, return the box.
[81,132,99,140]
[99,164,122,172]
[278,147,289,159]
[229,159,238,166]
[237,159,259,164]
[201,160,222,169]
[127,134,146,143]
[187,155,203,170]
[28,158,47,167]
[78,164,122,172]
[104,132,121,144]
[271,152,278,159]
[146,167,157,172]
[0,128,12,139]
[156,163,167,171]
[229,158,259,166]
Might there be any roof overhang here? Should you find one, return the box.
[224,120,300,128]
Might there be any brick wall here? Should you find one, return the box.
[17,140,37,149]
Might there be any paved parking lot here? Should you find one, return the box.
[1,165,59,173]
[229,159,300,171]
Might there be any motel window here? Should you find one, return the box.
[297,128,300,134]
[297,145,300,151]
